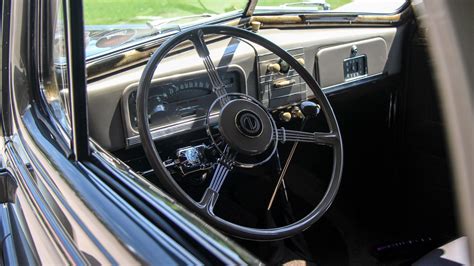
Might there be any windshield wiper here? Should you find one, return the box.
[280,0,331,10]
[147,14,214,30]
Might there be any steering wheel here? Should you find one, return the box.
[137,26,343,241]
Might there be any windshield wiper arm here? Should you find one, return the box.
[280,0,331,10]
[147,14,214,29]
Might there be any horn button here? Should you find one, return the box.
[218,99,273,155]
[236,110,263,137]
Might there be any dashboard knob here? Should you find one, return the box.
[297,58,305,66]
[279,111,292,122]
[267,63,281,73]
[251,21,262,32]
[300,101,321,118]
[291,107,304,119]
[279,60,290,73]
[295,109,304,119]
[273,79,295,88]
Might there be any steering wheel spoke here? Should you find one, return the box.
[274,128,338,146]
[137,25,343,240]
[199,146,237,211]
[190,29,230,107]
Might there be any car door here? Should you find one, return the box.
[0,0,257,264]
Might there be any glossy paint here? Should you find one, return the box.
[0,0,259,264]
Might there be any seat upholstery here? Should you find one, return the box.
[414,237,470,266]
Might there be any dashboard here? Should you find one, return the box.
[87,27,403,151]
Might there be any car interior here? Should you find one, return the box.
[81,2,460,264]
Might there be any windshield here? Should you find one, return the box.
[83,0,249,57]
[84,0,407,58]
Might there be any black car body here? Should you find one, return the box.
[0,0,472,264]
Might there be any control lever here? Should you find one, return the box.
[273,79,296,88]
[267,101,321,210]
[300,101,321,118]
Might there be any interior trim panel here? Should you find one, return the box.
[316,37,388,88]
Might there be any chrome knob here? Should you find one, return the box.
[267,63,281,73]
[279,111,292,122]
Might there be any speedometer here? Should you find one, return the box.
[150,77,213,106]
[128,71,241,129]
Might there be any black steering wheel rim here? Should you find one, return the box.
[136,25,343,241]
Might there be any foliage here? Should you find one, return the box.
[84,0,351,25]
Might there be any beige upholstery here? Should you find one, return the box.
[414,237,470,266]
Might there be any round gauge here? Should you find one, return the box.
[129,71,240,129]
[154,80,212,104]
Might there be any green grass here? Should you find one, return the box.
[84,0,352,25]
[84,0,248,25]
[257,0,350,9]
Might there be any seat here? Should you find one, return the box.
[413,237,470,265]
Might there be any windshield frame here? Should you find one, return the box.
[252,0,410,16]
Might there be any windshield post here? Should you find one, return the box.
[244,0,259,16]
[1,0,12,137]
[64,0,90,161]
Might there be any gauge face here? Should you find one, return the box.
[151,80,211,105]
[128,71,241,129]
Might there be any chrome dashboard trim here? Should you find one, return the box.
[321,72,386,94]
[123,65,247,148]
[126,114,219,147]
[126,73,386,147]
[126,71,387,147]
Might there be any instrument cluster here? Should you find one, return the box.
[123,70,242,147]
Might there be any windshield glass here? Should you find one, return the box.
[84,0,407,58]
[83,0,249,57]
[256,0,407,13]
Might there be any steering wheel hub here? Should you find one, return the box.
[219,99,273,155]
[236,110,262,138]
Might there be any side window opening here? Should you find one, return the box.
[39,0,71,136]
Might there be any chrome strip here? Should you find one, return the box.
[126,114,220,147]
[127,73,386,146]
[321,72,386,94]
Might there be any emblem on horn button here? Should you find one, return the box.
[235,110,263,138]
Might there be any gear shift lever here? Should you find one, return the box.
[300,101,321,119]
